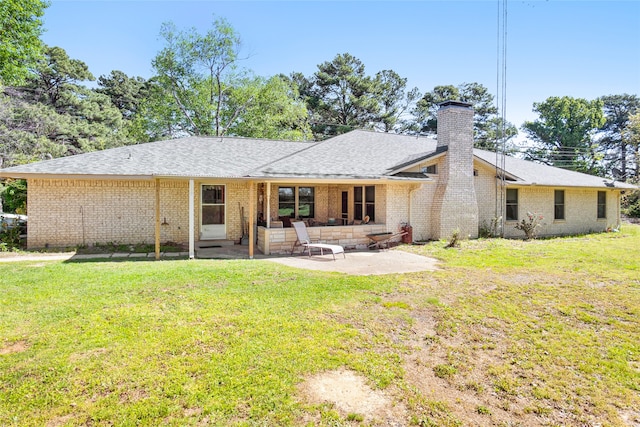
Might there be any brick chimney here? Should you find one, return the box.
[431,101,479,239]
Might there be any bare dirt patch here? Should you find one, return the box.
[298,368,408,425]
[620,409,640,427]
[0,340,29,355]
[45,414,74,427]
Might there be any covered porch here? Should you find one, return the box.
[156,178,416,259]
[257,223,388,255]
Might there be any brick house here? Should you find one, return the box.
[1,101,635,258]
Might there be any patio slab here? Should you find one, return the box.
[261,250,439,276]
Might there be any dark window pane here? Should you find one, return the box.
[554,190,565,220]
[506,189,518,221]
[202,205,224,225]
[354,187,363,203]
[278,187,295,217]
[278,187,294,203]
[365,186,375,203]
[365,204,375,221]
[597,191,606,219]
[341,192,348,218]
[202,185,224,204]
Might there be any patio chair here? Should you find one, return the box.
[291,221,345,260]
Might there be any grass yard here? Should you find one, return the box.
[1,225,639,426]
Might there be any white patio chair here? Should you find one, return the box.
[291,221,345,260]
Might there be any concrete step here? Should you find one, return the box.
[196,246,249,259]
[196,239,236,248]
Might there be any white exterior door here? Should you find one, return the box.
[201,185,226,239]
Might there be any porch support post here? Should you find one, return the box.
[154,178,161,260]
[266,182,271,226]
[188,179,195,259]
[249,180,255,259]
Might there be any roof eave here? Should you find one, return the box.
[0,172,154,181]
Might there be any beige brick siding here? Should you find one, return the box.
[409,184,435,241]
[28,179,165,248]
[474,161,500,234]
[26,178,258,249]
[385,183,418,235]
[431,105,479,239]
[26,176,623,250]
[503,187,621,238]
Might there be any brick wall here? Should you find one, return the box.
[474,161,500,234]
[503,187,621,238]
[27,179,186,249]
[26,178,258,249]
[431,103,479,239]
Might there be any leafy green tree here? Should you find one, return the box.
[97,70,147,119]
[373,69,420,133]
[152,19,243,136]
[0,88,67,166]
[0,0,48,86]
[0,179,27,214]
[151,19,309,140]
[26,46,94,111]
[310,53,378,137]
[598,94,640,180]
[623,112,640,180]
[0,46,127,166]
[225,76,310,140]
[523,96,605,174]
[412,82,514,149]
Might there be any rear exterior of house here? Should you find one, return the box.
[2,102,634,255]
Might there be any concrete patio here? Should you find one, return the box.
[0,245,439,276]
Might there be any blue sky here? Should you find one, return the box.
[42,0,639,134]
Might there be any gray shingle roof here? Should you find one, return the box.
[473,149,636,189]
[254,130,437,179]
[0,130,635,190]
[0,136,312,178]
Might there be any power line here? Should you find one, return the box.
[495,0,508,236]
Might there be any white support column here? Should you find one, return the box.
[188,179,195,259]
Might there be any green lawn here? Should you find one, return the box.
[1,225,639,426]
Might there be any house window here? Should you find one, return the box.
[506,188,518,221]
[554,190,565,220]
[421,164,437,174]
[354,186,375,221]
[278,186,314,218]
[298,187,315,218]
[597,191,606,219]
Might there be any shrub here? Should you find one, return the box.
[622,187,640,218]
[0,221,23,249]
[0,179,27,214]
[514,212,543,240]
[445,228,460,248]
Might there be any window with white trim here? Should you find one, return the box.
[597,191,606,219]
[506,189,518,221]
[554,190,565,220]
